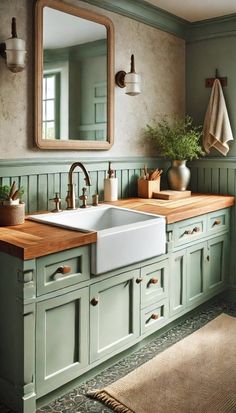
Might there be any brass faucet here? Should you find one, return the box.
[66,162,91,209]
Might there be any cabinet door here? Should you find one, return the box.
[187,242,207,306]
[207,234,228,292]
[90,269,140,363]
[36,287,89,397]
[170,249,187,316]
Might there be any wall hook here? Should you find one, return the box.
[205,68,227,88]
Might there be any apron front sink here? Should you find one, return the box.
[29,205,166,274]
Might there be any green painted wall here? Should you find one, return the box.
[185,16,236,296]
[186,35,236,156]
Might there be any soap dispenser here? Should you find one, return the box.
[104,162,118,201]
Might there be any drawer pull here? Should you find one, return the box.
[149,277,158,285]
[207,255,210,261]
[193,226,200,233]
[136,277,143,284]
[151,313,159,320]
[213,219,221,226]
[56,265,72,274]
[184,227,200,236]
[91,297,99,306]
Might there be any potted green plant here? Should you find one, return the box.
[145,115,204,191]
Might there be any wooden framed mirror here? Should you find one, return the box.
[35,0,114,150]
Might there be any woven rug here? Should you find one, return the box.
[88,314,236,413]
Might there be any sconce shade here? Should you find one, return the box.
[115,54,141,96]
[125,72,141,96]
[5,37,26,73]
[0,18,26,73]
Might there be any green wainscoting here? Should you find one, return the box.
[190,158,236,290]
[0,157,164,213]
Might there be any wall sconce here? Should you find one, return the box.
[115,54,141,96]
[0,17,26,73]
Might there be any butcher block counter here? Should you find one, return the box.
[0,220,97,260]
[108,193,235,224]
[0,193,234,260]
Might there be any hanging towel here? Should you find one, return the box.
[203,78,233,155]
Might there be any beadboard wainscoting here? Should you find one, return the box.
[1,157,236,295]
[0,158,167,213]
[190,158,236,293]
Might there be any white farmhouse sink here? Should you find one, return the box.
[29,205,166,275]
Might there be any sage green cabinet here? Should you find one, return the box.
[207,234,228,293]
[0,207,231,413]
[170,249,187,316]
[169,208,230,315]
[186,235,228,306]
[186,241,207,306]
[36,287,89,397]
[90,269,140,363]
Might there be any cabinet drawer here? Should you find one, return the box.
[36,246,90,296]
[140,259,168,308]
[141,300,168,335]
[173,215,206,248]
[207,209,229,234]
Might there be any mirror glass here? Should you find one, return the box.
[35,0,114,150]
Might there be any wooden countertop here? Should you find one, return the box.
[108,194,235,224]
[0,194,234,260]
[0,220,97,260]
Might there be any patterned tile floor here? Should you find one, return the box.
[1,298,236,413]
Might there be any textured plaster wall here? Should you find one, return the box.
[0,0,185,159]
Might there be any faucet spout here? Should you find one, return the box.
[66,162,91,209]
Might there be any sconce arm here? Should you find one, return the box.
[11,17,18,38]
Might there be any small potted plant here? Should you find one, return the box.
[145,115,204,190]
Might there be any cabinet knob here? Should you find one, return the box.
[149,277,158,285]
[91,297,99,306]
[136,277,143,284]
[151,313,159,320]
[184,229,192,235]
[207,255,210,261]
[213,219,221,226]
[56,265,72,275]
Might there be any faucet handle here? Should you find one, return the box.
[50,192,62,212]
[79,187,88,208]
